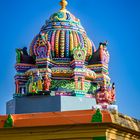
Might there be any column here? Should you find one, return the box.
[15,80,19,94]
[81,77,85,90]
[74,77,78,89]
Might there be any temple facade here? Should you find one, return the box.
[0,0,140,140]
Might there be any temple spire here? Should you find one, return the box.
[59,0,68,11]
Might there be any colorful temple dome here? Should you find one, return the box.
[14,0,116,111]
[29,2,95,61]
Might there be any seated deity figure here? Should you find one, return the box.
[96,83,115,106]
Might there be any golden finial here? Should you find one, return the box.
[59,0,68,11]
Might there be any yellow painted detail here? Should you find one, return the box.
[73,31,78,48]
[87,37,92,57]
[70,31,74,55]
[86,64,108,69]
[55,30,60,57]
[59,0,68,11]
[60,30,65,58]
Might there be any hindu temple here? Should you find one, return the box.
[6,0,116,114]
[0,0,140,140]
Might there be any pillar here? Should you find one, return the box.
[81,77,85,90]
[15,80,19,94]
[74,77,78,89]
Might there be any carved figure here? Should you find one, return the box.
[96,83,115,105]
[44,74,51,91]
[28,77,33,93]
[37,72,43,91]
[32,82,37,93]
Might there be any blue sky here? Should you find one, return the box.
[0,0,140,119]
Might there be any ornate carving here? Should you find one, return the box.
[34,34,51,59]
[73,44,87,61]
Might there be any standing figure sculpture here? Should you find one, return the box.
[44,73,51,91]
[37,71,43,91]
[28,74,34,93]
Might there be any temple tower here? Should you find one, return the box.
[7,0,116,114]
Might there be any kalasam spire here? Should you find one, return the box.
[59,0,68,11]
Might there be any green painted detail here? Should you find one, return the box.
[50,80,75,91]
[4,114,13,128]
[84,82,97,93]
[50,80,97,94]
[50,11,80,25]
[51,12,64,21]
[93,136,106,140]
[91,109,102,123]
[16,49,21,63]
[73,44,87,61]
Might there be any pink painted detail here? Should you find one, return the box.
[96,86,115,105]
[55,92,72,96]
[51,31,55,51]
[85,94,94,98]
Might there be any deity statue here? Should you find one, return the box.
[37,71,43,91]
[95,83,115,106]
[28,72,37,93]
[32,82,37,93]
[43,73,51,91]
[28,75,34,93]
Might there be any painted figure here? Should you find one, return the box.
[32,82,37,93]
[44,74,51,91]
[96,83,115,105]
[37,72,43,91]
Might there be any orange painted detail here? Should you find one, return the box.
[0,110,112,128]
[0,115,8,128]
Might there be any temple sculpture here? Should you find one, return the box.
[8,0,117,113]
